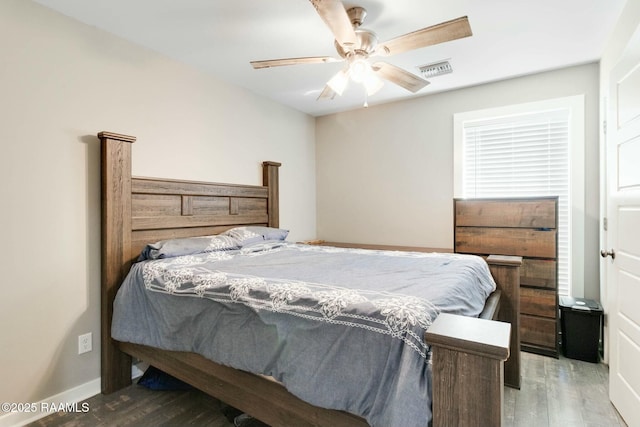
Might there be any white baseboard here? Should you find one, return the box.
[1,363,148,427]
[0,378,101,427]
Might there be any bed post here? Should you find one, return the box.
[262,161,281,228]
[425,255,521,426]
[487,255,522,390]
[426,314,510,427]
[99,131,136,394]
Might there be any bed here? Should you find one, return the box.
[99,131,521,426]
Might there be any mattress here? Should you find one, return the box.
[112,239,496,427]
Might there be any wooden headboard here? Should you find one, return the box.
[99,131,281,392]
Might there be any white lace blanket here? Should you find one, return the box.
[113,243,495,427]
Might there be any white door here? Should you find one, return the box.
[606,23,640,427]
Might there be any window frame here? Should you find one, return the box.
[453,95,585,297]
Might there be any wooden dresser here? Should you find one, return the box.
[454,197,559,357]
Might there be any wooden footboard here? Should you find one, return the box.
[425,255,521,427]
[99,131,521,427]
[426,314,510,427]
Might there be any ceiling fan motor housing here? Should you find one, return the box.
[333,6,378,58]
[335,28,378,58]
[347,6,367,27]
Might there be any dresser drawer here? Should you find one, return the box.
[521,287,557,318]
[521,314,557,348]
[521,259,557,289]
[455,199,557,228]
[455,227,556,258]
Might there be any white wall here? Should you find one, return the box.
[316,63,601,298]
[0,0,316,417]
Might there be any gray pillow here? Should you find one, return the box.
[138,235,239,261]
[220,226,289,246]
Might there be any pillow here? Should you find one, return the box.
[221,226,289,246]
[239,240,287,254]
[138,234,239,261]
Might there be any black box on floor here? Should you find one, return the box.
[559,296,603,363]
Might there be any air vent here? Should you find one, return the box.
[419,61,453,78]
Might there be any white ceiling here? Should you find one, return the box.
[33,0,626,117]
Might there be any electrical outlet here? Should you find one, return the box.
[78,333,92,354]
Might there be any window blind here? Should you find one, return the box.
[461,109,570,295]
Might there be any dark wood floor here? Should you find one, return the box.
[29,352,627,427]
[27,384,233,427]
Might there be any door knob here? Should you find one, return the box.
[600,249,615,259]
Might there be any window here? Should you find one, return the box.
[454,96,585,296]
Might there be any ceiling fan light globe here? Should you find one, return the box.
[363,74,384,96]
[327,69,349,96]
[350,59,370,83]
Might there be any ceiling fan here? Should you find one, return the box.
[250,0,472,101]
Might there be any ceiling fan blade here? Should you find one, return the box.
[251,56,340,69]
[376,16,472,56]
[372,62,429,93]
[309,0,357,49]
[317,85,337,100]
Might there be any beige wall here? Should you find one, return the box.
[0,0,316,412]
[316,63,601,299]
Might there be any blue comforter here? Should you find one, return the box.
[112,242,495,426]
